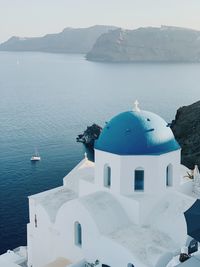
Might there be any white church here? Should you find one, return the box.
[1,102,200,267]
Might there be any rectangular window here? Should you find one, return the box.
[74,222,82,246]
[134,170,144,191]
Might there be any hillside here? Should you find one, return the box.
[86,26,200,62]
[0,25,116,54]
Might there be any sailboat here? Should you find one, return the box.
[31,149,41,161]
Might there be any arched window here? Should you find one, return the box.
[134,167,144,191]
[127,264,134,267]
[166,164,173,187]
[74,221,82,246]
[104,164,111,188]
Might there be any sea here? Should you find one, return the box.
[0,51,200,253]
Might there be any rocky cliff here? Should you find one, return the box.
[86,26,200,62]
[76,124,102,148]
[171,101,200,169]
[0,25,116,54]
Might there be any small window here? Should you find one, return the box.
[74,221,82,246]
[34,214,37,228]
[134,168,144,191]
[128,264,134,267]
[166,164,173,187]
[104,165,111,188]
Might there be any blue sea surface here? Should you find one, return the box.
[0,52,200,253]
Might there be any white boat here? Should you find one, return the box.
[31,149,41,161]
[31,156,41,161]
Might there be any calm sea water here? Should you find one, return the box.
[1,52,200,253]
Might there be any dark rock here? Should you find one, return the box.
[171,101,200,169]
[77,124,102,148]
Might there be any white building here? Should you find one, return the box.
[26,103,200,267]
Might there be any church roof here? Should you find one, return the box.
[63,158,94,192]
[79,191,181,267]
[108,224,177,267]
[80,191,130,235]
[95,108,180,155]
[176,257,200,267]
[29,187,77,223]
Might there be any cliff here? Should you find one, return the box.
[171,101,200,169]
[86,26,200,62]
[0,25,116,54]
[76,124,102,148]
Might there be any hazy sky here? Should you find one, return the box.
[0,0,200,42]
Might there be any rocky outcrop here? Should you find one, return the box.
[0,25,117,54]
[171,101,200,169]
[87,26,200,62]
[77,124,102,148]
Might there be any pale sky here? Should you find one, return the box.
[0,0,200,43]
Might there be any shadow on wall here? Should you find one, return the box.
[155,252,174,267]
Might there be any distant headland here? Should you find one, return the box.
[1,25,200,63]
[0,25,117,54]
[86,26,200,63]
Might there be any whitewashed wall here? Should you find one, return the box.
[95,149,181,196]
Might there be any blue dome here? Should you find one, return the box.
[95,110,180,155]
